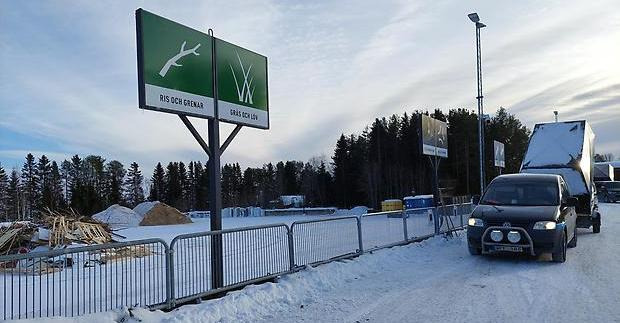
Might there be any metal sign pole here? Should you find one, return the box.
[207,28,224,290]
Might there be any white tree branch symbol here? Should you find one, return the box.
[159,41,201,77]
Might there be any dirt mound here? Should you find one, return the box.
[139,202,193,226]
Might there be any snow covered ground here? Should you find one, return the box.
[25,203,620,323]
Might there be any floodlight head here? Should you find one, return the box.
[468,13,480,23]
[477,22,486,28]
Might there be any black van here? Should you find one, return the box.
[467,173,578,263]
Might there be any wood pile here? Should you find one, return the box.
[44,208,112,247]
[0,222,38,255]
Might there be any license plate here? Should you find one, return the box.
[493,246,523,252]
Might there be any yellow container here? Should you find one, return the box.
[381,199,403,212]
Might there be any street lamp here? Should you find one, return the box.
[469,12,486,195]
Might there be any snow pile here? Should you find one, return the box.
[333,206,369,217]
[133,201,158,217]
[92,204,142,230]
[349,206,369,216]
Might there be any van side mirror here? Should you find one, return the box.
[472,195,481,205]
[565,197,578,207]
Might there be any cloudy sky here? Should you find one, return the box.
[1,0,619,173]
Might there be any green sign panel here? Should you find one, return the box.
[216,39,269,128]
[136,9,214,119]
[136,9,269,128]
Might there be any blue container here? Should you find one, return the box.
[403,195,435,209]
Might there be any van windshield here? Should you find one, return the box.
[481,181,559,206]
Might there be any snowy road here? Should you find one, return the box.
[28,204,620,322]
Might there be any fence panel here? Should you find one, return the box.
[405,207,436,240]
[360,211,406,251]
[437,203,474,233]
[455,203,474,228]
[0,239,168,320]
[291,217,360,267]
[170,224,291,304]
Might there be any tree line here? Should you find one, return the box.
[0,107,533,219]
[0,154,144,221]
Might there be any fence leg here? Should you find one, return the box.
[166,246,175,309]
[433,207,439,235]
[356,217,364,254]
[453,206,458,230]
[402,209,408,242]
[287,227,295,271]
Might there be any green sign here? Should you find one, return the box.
[136,9,269,128]
[136,9,214,118]
[216,39,269,129]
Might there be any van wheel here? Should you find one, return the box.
[552,231,567,263]
[468,244,481,255]
[568,227,577,248]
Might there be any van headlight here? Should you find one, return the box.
[533,221,556,230]
[468,218,484,227]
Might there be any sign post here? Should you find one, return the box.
[419,114,449,234]
[136,9,269,289]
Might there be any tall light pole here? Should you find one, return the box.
[468,12,486,195]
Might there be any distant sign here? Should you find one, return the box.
[494,140,505,168]
[420,114,448,158]
[136,9,269,128]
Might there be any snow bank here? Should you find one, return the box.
[92,204,142,230]
[133,201,158,217]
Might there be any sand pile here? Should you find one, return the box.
[92,204,143,229]
[137,202,193,226]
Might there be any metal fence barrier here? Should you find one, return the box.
[404,207,437,240]
[0,239,168,320]
[169,224,291,306]
[0,203,473,320]
[360,211,407,251]
[291,216,361,267]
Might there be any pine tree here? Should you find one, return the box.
[178,162,188,211]
[124,162,145,208]
[148,162,166,201]
[332,135,350,207]
[186,162,196,211]
[60,160,72,205]
[49,161,65,210]
[20,153,38,218]
[37,155,52,213]
[104,160,126,205]
[164,162,182,209]
[0,163,8,220]
[6,170,20,221]
[194,161,209,210]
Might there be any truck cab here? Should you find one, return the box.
[467,174,578,263]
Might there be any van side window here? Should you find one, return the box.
[561,181,570,202]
